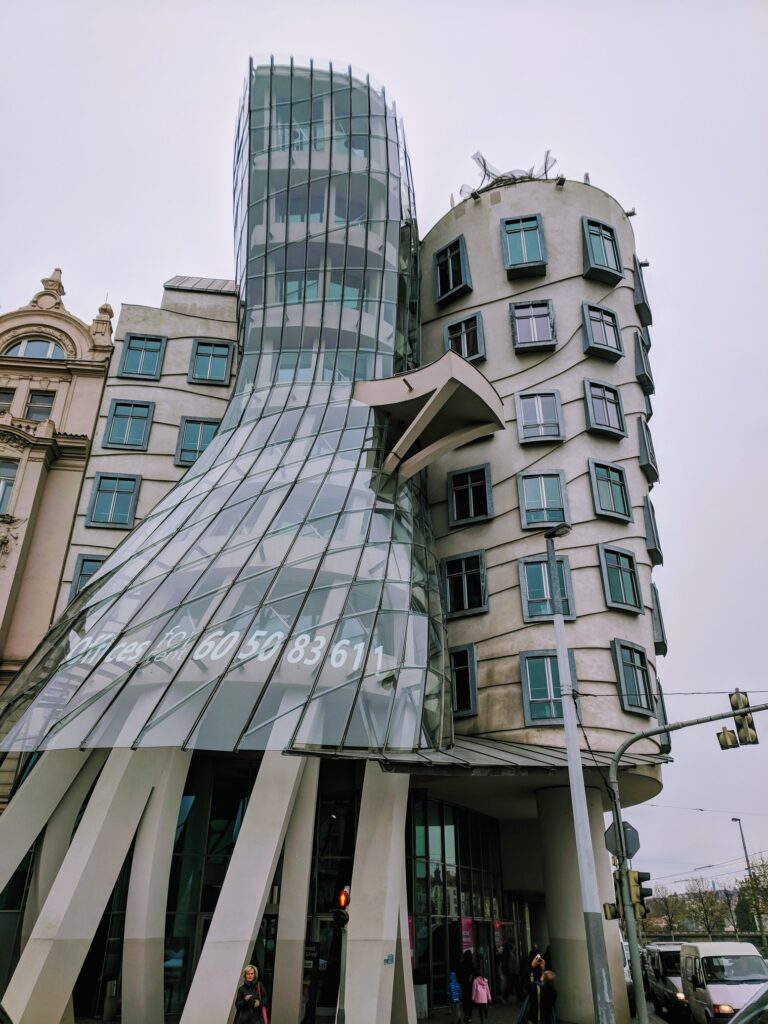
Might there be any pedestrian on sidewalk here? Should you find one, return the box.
[526,965,556,1024]
[472,968,492,1022]
[234,964,269,1023]
[459,949,477,1022]
[447,970,463,1022]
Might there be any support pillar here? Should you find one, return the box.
[1,747,171,1024]
[122,748,192,1024]
[0,749,91,897]
[536,786,628,1024]
[179,752,306,1024]
[340,763,409,1024]
[391,851,417,1024]
[270,756,319,1024]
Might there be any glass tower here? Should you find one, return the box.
[0,59,452,757]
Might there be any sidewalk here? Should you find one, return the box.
[422,1002,665,1023]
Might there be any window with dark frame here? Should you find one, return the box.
[583,304,623,360]
[612,640,653,713]
[510,301,556,351]
[119,334,166,378]
[450,645,477,717]
[518,473,567,527]
[516,391,563,442]
[501,215,546,277]
[519,557,573,620]
[0,388,14,413]
[583,218,623,284]
[88,474,140,528]
[24,391,54,422]
[0,459,18,515]
[589,460,632,521]
[71,554,107,597]
[189,341,232,383]
[521,652,563,722]
[445,315,483,361]
[584,380,625,436]
[443,552,487,616]
[434,237,471,302]
[448,467,492,525]
[177,419,220,466]
[639,417,659,483]
[105,401,153,449]
[599,545,642,611]
[643,496,663,566]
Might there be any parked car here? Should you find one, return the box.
[681,941,768,1022]
[731,982,768,1023]
[622,939,637,1016]
[646,942,687,1019]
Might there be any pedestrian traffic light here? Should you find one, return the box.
[333,886,350,929]
[717,727,739,750]
[731,690,759,745]
[627,870,652,919]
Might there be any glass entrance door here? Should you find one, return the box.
[312,914,342,1017]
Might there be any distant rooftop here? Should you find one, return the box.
[164,275,237,294]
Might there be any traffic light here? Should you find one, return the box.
[717,727,739,750]
[332,886,350,929]
[604,869,624,921]
[628,870,652,919]
[731,690,759,745]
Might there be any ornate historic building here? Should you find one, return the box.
[0,271,112,806]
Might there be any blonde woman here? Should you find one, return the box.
[235,964,268,1023]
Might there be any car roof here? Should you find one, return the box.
[680,942,760,955]
[647,943,681,950]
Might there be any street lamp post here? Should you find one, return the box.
[544,526,616,1024]
[732,817,767,950]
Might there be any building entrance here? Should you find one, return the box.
[311,914,342,1016]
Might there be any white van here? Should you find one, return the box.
[681,941,768,1022]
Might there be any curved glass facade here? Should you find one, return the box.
[0,60,451,757]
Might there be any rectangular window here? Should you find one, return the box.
[500,214,547,278]
[582,303,623,361]
[520,650,577,726]
[643,496,663,566]
[651,582,668,656]
[444,314,484,362]
[176,417,220,466]
[582,217,624,285]
[638,418,659,483]
[583,379,626,437]
[434,236,472,303]
[655,681,671,753]
[450,645,478,718]
[104,400,154,450]
[442,551,488,617]
[515,389,564,443]
[87,473,141,529]
[611,639,653,714]
[118,333,167,379]
[510,300,556,352]
[518,556,575,622]
[634,332,655,394]
[25,391,54,422]
[188,340,234,384]
[69,553,107,599]
[598,545,643,612]
[588,460,633,522]
[0,388,14,413]
[0,459,18,515]
[633,255,653,327]
[447,465,493,527]
[517,471,570,529]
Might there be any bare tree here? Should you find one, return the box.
[686,877,727,939]
[647,885,685,939]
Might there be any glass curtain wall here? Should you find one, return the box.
[0,59,451,760]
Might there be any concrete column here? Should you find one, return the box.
[391,851,417,1024]
[270,756,319,1024]
[340,763,409,1024]
[536,786,629,1024]
[0,749,92,897]
[179,752,306,1024]
[122,748,192,1024]
[1,747,171,1024]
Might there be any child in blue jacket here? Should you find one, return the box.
[448,971,463,1022]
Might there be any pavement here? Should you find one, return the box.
[421,1002,665,1023]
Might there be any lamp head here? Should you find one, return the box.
[544,524,572,540]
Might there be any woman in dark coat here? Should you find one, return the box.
[459,950,477,1023]
[235,964,268,1023]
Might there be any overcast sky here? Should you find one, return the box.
[2,0,767,893]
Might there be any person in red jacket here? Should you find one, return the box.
[472,967,492,1022]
